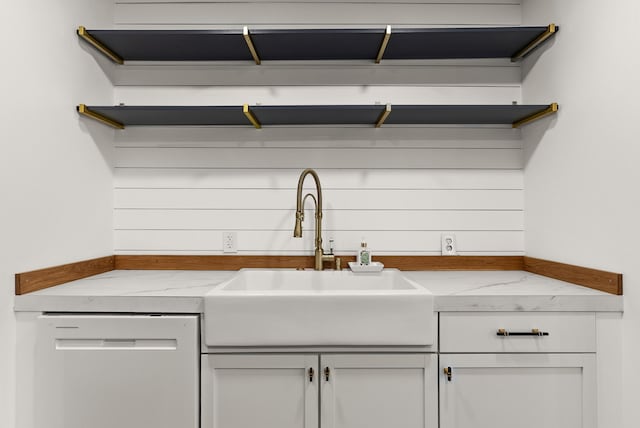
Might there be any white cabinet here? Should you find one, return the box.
[439,354,596,428]
[321,354,438,428]
[36,315,199,428]
[440,312,596,353]
[201,353,437,428]
[439,312,597,428]
[201,354,319,428]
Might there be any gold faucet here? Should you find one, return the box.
[293,169,336,270]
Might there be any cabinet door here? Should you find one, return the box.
[202,354,319,428]
[321,354,438,428]
[440,354,596,428]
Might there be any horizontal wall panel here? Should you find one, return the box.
[114,126,522,148]
[110,1,526,257]
[114,169,523,190]
[114,148,522,169]
[114,230,524,253]
[114,189,523,210]
[115,4,521,26]
[116,1,520,4]
[111,63,521,87]
[113,86,521,106]
[114,209,523,231]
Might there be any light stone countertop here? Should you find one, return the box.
[13,269,622,313]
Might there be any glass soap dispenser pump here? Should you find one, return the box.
[357,240,371,266]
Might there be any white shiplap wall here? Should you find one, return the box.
[113,0,525,255]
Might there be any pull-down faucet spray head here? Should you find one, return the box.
[293,212,303,237]
[294,193,316,238]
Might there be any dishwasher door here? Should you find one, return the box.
[35,314,198,428]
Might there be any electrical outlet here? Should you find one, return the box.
[223,232,237,253]
[441,234,457,256]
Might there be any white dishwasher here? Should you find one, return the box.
[35,314,199,428]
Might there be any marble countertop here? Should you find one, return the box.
[13,269,622,313]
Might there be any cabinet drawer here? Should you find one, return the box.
[440,312,596,353]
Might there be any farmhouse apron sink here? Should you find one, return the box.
[204,268,434,347]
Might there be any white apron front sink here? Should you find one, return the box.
[204,268,434,347]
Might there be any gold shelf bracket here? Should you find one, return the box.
[77,26,124,65]
[512,103,559,128]
[375,25,392,64]
[77,104,125,129]
[375,104,392,128]
[243,104,262,129]
[511,24,558,62]
[243,26,261,65]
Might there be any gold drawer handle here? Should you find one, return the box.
[497,328,549,337]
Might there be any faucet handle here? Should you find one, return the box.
[335,257,342,271]
[328,238,335,255]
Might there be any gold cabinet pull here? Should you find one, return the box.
[324,366,330,381]
[309,367,314,382]
[497,328,549,337]
[444,367,452,382]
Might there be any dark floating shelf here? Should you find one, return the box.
[77,103,559,130]
[253,105,386,126]
[384,105,558,127]
[77,24,558,64]
[384,26,557,60]
[79,105,249,127]
[251,29,386,61]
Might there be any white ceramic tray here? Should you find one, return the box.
[348,261,384,272]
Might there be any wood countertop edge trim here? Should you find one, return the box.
[14,255,623,296]
[523,256,623,296]
[14,255,115,295]
[113,255,525,271]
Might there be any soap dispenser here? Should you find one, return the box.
[357,241,371,266]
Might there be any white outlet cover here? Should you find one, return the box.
[441,234,457,256]
[223,231,237,253]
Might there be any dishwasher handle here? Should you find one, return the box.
[497,328,549,337]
